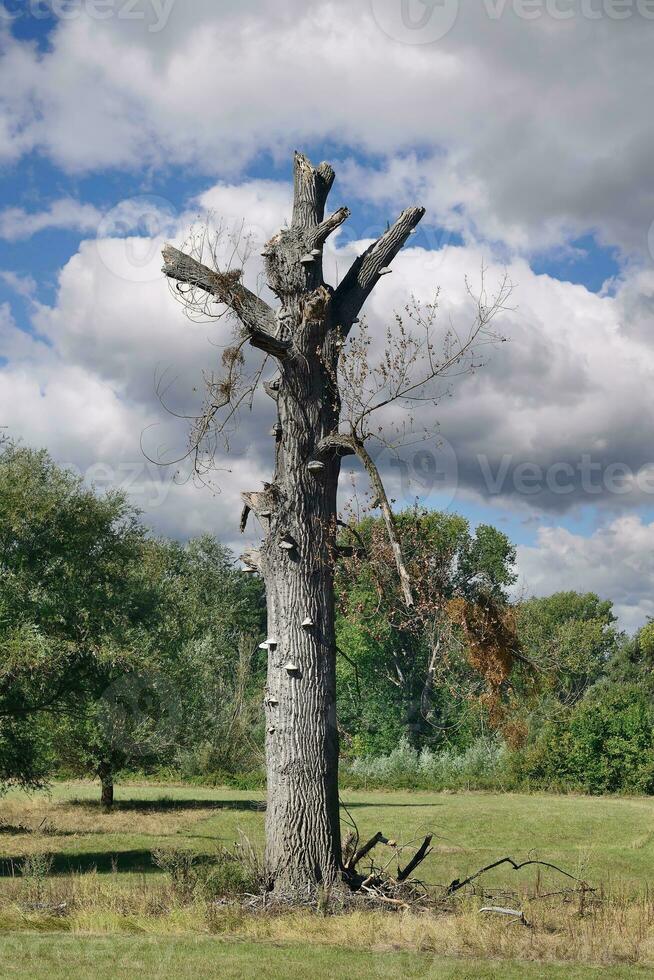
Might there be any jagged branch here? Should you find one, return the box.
[318,432,414,607]
[292,152,335,229]
[397,834,433,882]
[313,206,351,248]
[333,206,426,332]
[347,831,390,871]
[161,244,290,359]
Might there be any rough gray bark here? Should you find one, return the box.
[162,152,424,895]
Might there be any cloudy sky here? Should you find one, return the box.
[1,0,653,629]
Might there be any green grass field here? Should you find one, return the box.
[2,934,651,979]
[3,780,654,889]
[2,782,654,977]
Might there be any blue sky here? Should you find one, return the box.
[1,1,653,628]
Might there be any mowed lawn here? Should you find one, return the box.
[1,781,654,891]
[3,783,654,978]
[2,934,650,980]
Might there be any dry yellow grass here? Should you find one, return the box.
[1,869,654,969]
[0,795,216,852]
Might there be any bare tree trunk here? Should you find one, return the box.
[257,160,344,895]
[98,762,114,811]
[261,398,342,893]
[162,152,424,897]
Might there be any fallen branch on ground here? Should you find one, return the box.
[479,905,531,926]
[446,856,594,896]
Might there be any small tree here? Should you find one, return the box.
[0,444,153,799]
[161,152,510,894]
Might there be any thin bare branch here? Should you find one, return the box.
[318,431,413,607]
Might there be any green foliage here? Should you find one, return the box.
[639,621,654,660]
[606,621,654,687]
[0,716,50,792]
[51,535,266,789]
[516,683,654,794]
[19,852,54,906]
[0,444,151,788]
[153,845,258,900]
[517,592,620,704]
[336,509,517,755]
[153,536,266,777]
[0,442,265,793]
[4,441,654,799]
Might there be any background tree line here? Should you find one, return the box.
[2,441,653,803]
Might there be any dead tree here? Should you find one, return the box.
[161,152,506,896]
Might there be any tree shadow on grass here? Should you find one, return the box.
[0,849,165,876]
[340,801,444,808]
[68,798,266,813]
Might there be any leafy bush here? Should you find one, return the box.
[200,856,257,899]
[343,736,511,790]
[515,683,654,794]
[152,847,198,901]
